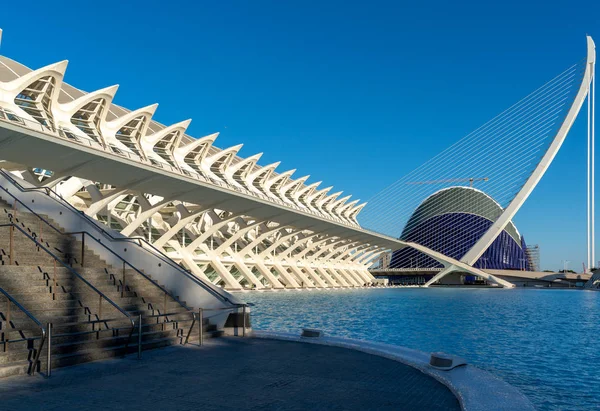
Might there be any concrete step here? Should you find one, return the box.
[0,327,41,341]
[39,337,179,371]
[0,341,42,366]
[7,291,180,308]
[45,328,183,357]
[0,360,31,378]
[7,300,89,312]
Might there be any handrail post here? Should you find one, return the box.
[53,260,57,300]
[198,308,203,346]
[81,233,85,268]
[47,323,52,378]
[122,262,126,298]
[1,300,4,352]
[9,225,14,265]
[6,300,10,352]
[242,305,246,337]
[137,314,142,359]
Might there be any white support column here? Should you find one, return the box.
[179,249,221,283]
[593,60,596,268]
[273,261,314,288]
[238,224,290,257]
[324,263,359,287]
[353,268,375,285]
[589,69,592,271]
[423,265,455,287]
[55,177,89,199]
[299,261,338,287]
[309,240,361,286]
[236,224,292,288]
[214,223,278,288]
[279,257,320,288]
[121,198,174,236]
[315,266,344,287]
[327,264,363,286]
[184,211,240,253]
[152,205,209,248]
[85,188,128,217]
[291,264,329,287]
[247,257,286,289]
[261,260,301,288]
[207,248,263,290]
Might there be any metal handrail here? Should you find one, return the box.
[1,221,138,374]
[0,288,44,331]
[0,223,135,327]
[184,303,249,345]
[0,192,192,314]
[0,286,47,376]
[0,169,236,306]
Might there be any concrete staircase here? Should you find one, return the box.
[0,199,221,378]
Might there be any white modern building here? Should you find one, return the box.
[0,32,595,290]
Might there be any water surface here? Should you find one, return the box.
[242,288,600,410]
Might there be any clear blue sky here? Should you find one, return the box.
[0,0,598,270]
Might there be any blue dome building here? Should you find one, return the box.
[390,187,531,271]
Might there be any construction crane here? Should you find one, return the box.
[405,177,489,187]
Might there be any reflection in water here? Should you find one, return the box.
[243,288,600,411]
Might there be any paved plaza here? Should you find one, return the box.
[0,338,459,410]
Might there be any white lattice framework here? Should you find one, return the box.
[0,36,376,291]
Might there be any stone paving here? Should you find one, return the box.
[0,338,460,410]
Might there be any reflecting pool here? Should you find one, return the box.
[242,288,600,410]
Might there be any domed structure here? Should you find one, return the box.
[390,187,531,270]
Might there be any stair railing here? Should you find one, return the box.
[0,222,137,359]
[0,169,236,306]
[184,303,250,346]
[0,287,46,376]
[1,183,196,316]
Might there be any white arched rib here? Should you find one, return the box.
[347,202,367,223]
[141,118,191,167]
[225,152,263,185]
[59,84,118,115]
[174,132,218,176]
[264,169,295,200]
[295,181,321,211]
[246,161,280,195]
[102,103,158,158]
[57,84,119,146]
[204,143,243,183]
[0,60,68,97]
[0,60,68,131]
[281,175,310,204]
[328,194,351,216]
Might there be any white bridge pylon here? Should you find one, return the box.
[421,36,596,286]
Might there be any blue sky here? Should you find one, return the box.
[0,0,598,270]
